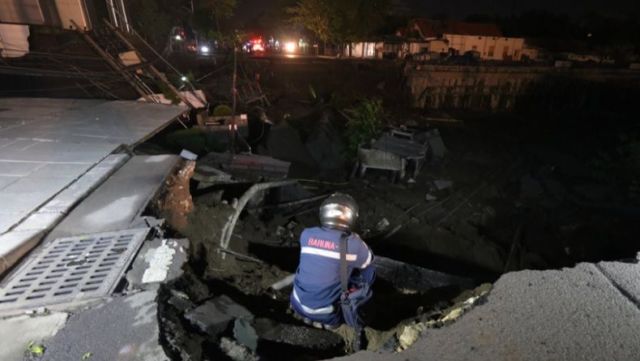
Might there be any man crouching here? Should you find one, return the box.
[290,193,375,350]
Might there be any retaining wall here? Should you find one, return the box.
[406,65,640,112]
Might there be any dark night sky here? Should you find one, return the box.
[395,0,640,18]
[238,0,640,19]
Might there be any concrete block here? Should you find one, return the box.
[126,238,189,290]
[234,318,258,352]
[185,295,253,337]
[13,211,64,232]
[0,229,44,275]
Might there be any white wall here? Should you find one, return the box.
[0,24,30,58]
[443,34,525,60]
[345,42,380,58]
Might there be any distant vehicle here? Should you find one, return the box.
[243,37,265,55]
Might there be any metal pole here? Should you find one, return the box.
[103,19,195,108]
[72,20,152,100]
[117,0,132,33]
[231,40,238,153]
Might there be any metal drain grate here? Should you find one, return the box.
[0,228,150,312]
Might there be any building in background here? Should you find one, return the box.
[401,19,527,61]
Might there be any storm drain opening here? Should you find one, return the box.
[0,228,150,312]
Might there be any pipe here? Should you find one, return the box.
[219,180,297,258]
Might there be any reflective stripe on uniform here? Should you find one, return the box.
[300,246,357,261]
[292,288,335,315]
[361,251,373,269]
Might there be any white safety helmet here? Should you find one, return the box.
[319,193,359,232]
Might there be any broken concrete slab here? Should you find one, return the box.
[167,290,195,313]
[0,229,44,275]
[253,318,344,350]
[44,155,179,241]
[336,262,640,361]
[233,318,258,352]
[41,291,169,361]
[220,337,259,361]
[0,312,68,361]
[185,295,253,337]
[126,238,189,290]
[37,154,129,214]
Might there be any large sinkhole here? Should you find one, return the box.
[140,114,640,360]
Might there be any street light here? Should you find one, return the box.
[175,34,183,41]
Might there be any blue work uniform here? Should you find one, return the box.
[291,227,375,327]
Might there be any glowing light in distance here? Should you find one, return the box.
[284,41,297,53]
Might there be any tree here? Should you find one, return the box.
[129,0,174,48]
[286,0,333,44]
[196,0,237,33]
[287,0,390,48]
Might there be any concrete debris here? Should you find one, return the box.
[185,295,253,337]
[396,285,491,353]
[376,218,391,232]
[253,318,343,350]
[433,180,453,191]
[180,149,198,161]
[276,226,287,237]
[219,337,259,361]
[397,321,435,352]
[168,290,194,312]
[233,318,259,352]
[126,238,189,290]
[425,193,438,201]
